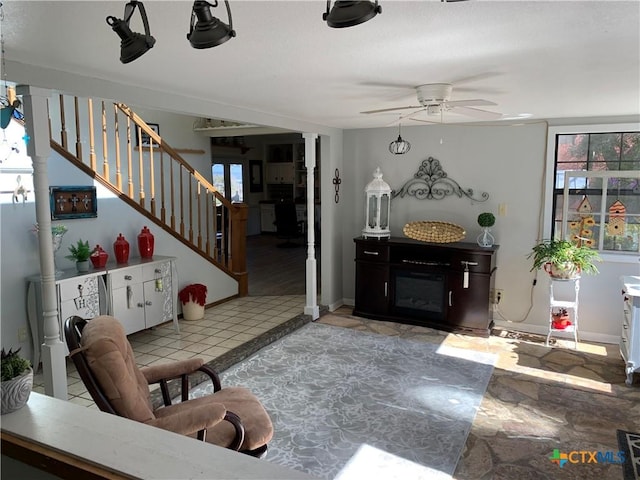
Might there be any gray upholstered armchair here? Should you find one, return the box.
[64,315,273,457]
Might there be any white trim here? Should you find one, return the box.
[494,321,620,345]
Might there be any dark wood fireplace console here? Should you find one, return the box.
[353,236,498,337]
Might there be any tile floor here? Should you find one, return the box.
[33,294,307,408]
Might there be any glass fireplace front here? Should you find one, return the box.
[391,269,446,321]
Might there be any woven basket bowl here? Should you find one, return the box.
[403,221,466,244]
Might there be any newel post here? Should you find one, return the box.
[230,202,248,296]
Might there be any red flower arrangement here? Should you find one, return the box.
[178,284,208,306]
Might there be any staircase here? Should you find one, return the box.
[47,93,248,295]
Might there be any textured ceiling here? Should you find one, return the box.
[3,1,639,130]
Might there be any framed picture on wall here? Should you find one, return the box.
[136,123,160,147]
[49,186,97,220]
[250,160,263,193]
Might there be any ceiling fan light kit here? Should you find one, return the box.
[323,1,382,28]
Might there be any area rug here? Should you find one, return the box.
[618,430,640,480]
[194,322,496,480]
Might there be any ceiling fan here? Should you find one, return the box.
[360,83,503,122]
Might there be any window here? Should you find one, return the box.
[550,128,640,254]
[212,161,244,203]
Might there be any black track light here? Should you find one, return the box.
[187,0,236,49]
[106,1,155,64]
[323,1,381,28]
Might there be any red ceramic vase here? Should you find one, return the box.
[90,244,109,269]
[114,233,130,264]
[138,226,155,259]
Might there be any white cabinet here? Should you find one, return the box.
[621,276,640,386]
[108,258,175,336]
[265,163,294,184]
[27,271,107,369]
[260,204,277,232]
[27,256,178,369]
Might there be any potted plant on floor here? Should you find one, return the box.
[1,347,33,414]
[528,239,601,279]
[551,308,572,330]
[179,283,208,321]
[66,239,91,273]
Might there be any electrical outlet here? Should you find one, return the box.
[17,327,28,343]
[490,289,504,305]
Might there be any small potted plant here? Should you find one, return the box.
[66,239,91,273]
[477,212,496,247]
[1,347,33,414]
[178,283,208,321]
[528,239,601,279]
[551,308,572,330]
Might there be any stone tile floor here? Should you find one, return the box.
[322,307,640,480]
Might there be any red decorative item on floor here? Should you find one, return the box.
[90,244,109,269]
[137,226,154,259]
[113,233,130,264]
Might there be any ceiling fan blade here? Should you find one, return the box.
[406,117,440,124]
[449,106,503,120]
[360,105,422,114]
[445,99,497,107]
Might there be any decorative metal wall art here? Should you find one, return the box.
[333,168,341,203]
[391,157,489,203]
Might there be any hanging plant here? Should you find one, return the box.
[178,284,208,306]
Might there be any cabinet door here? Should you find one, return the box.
[111,285,146,335]
[447,272,491,331]
[354,262,389,316]
[260,205,277,232]
[143,279,169,328]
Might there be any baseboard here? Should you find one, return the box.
[493,320,620,345]
[328,298,350,311]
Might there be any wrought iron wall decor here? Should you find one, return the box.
[391,156,489,203]
[333,168,341,203]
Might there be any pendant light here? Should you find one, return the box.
[389,121,410,155]
[187,0,236,49]
[106,1,156,64]
[323,1,381,28]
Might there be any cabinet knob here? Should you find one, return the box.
[137,302,144,308]
[125,275,133,280]
[145,300,152,306]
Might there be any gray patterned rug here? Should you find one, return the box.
[194,322,496,480]
[618,430,640,480]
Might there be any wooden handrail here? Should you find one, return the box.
[48,94,248,296]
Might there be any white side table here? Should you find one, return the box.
[546,276,580,348]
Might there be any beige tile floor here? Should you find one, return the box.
[33,294,307,408]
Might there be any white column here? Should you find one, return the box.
[302,133,319,319]
[17,85,68,400]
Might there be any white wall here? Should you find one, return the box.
[341,121,637,343]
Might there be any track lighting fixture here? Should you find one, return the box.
[389,121,410,155]
[106,1,155,64]
[187,0,236,49]
[323,1,381,28]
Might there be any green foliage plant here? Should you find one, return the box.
[528,239,601,275]
[66,239,91,262]
[1,347,31,381]
[477,212,496,228]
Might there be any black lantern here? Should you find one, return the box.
[187,0,236,49]
[389,122,411,155]
[323,1,381,28]
[106,1,156,64]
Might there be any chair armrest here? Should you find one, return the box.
[140,358,205,384]
[147,402,226,436]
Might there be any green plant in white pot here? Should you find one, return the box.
[66,239,91,273]
[477,212,496,247]
[528,239,601,279]
[1,347,33,414]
